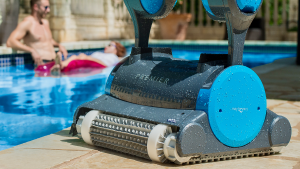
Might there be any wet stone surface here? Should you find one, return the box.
[253,57,300,101]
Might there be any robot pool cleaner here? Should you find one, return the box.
[70,0,292,164]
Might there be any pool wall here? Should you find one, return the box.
[0,40,297,67]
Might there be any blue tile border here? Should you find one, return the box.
[0,53,33,67]
[0,48,108,67]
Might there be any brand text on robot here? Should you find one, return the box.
[135,74,169,85]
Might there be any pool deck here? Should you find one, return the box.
[252,57,300,101]
[0,57,300,169]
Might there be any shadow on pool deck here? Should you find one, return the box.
[252,57,300,101]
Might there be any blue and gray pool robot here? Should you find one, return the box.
[70,0,292,164]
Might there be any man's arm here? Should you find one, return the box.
[6,19,42,64]
[44,18,68,60]
[7,19,32,52]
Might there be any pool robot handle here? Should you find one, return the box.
[123,0,177,48]
[203,0,262,66]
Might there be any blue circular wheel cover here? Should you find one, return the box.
[198,66,266,147]
[140,0,164,14]
[237,0,262,13]
[202,0,214,16]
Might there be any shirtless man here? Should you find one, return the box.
[6,0,68,65]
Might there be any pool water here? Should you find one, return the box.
[0,49,296,151]
[171,50,296,68]
[0,65,112,150]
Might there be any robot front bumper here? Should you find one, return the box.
[70,94,291,164]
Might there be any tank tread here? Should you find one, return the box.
[91,125,148,140]
[80,111,284,165]
[90,131,147,147]
[92,114,155,136]
[91,138,150,160]
[90,127,149,158]
[86,113,157,160]
[181,149,280,165]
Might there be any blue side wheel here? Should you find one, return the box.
[197,66,267,147]
[201,0,214,16]
[140,0,177,14]
[140,0,164,14]
[236,0,262,13]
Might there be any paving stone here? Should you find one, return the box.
[58,150,299,169]
[267,99,287,108]
[293,102,300,107]
[0,148,90,169]
[291,128,299,137]
[276,102,300,110]
[280,140,300,159]
[15,128,96,151]
[272,107,300,116]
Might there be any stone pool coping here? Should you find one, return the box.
[0,40,296,55]
[0,57,299,168]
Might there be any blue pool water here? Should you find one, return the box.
[0,49,296,151]
[0,65,112,150]
[171,50,296,68]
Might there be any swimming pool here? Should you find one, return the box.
[0,46,296,151]
[171,50,296,68]
[0,65,113,150]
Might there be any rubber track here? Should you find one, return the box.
[88,113,280,165]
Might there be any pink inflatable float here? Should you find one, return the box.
[34,60,106,76]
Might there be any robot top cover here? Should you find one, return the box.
[69,0,292,165]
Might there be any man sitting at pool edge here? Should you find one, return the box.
[6,0,126,72]
[6,0,68,66]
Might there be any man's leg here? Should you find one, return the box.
[50,52,63,74]
[61,55,78,69]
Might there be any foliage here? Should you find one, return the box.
[288,26,298,32]
[261,0,290,26]
[173,0,183,11]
